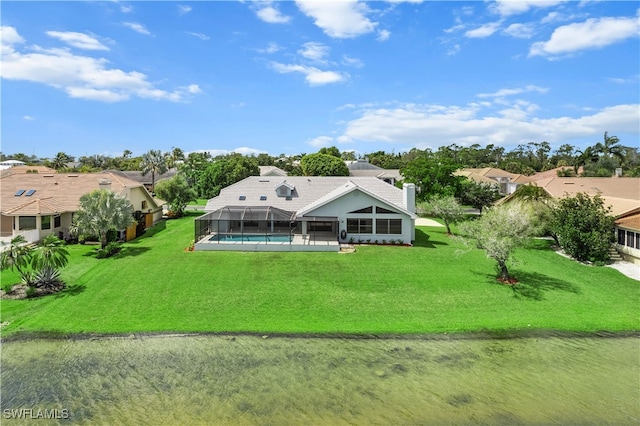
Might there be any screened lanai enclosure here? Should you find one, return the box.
[194,206,340,252]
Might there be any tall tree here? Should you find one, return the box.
[140,149,168,193]
[457,180,501,215]
[594,131,624,162]
[300,153,349,177]
[154,174,197,217]
[401,151,462,202]
[199,155,259,198]
[51,152,75,170]
[71,190,135,249]
[460,202,535,283]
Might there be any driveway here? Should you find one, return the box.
[415,218,444,227]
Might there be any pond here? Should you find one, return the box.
[1,334,638,424]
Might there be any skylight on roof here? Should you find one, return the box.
[15,189,25,196]
[25,189,36,196]
[260,195,267,201]
[239,195,246,201]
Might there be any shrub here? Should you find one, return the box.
[26,286,37,298]
[96,242,122,259]
[106,228,118,244]
[2,282,14,293]
[34,267,66,291]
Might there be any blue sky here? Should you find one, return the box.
[2,1,639,159]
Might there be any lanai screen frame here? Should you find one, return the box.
[195,206,297,244]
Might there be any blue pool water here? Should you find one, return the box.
[209,234,292,243]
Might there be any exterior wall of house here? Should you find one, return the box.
[302,190,413,244]
[0,214,12,237]
[615,225,640,265]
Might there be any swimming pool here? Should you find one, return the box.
[208,234,292,243]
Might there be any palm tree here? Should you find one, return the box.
[31,234,69,271]
[573,146,598,174]
[51,152,74,170]
[0,235,33,281]
[594,131,624,163]
[71,190,135,249]
[140,150,168,194]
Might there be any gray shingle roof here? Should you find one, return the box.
[205,176,414,217]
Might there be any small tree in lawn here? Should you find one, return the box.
[460,202,535,284]
[420,195,465,235]
[550,193,615,263]
[0,235,34,285]
[457,180,501,215]
[154,174,197,217]
[71,189,135,249]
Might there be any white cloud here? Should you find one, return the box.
[23,115,35,121]
[342,55,364,67]
[271,62,348,86]
[298,42,330,62]
[530,15,640,58]
[447,44,461,56]
[186,32,210,41]
[120,5,133,13]
[1,26,25,47]
[257,42,281,54]
[46,31,109,51]
[465,21,502,38]
[491,0,569,17]
[255,2,291,24]
[477,85,548,99]
[308,136,334,148]
[123,22,151,36]
[1,27,200,103]
[178,5,192,15]
[295,0,377,38]
[502,23,535,39]
[336,102,639,148]
[377,29,391,41]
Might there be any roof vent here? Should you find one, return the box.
[239,195,246,201]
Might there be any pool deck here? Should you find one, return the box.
[195,233,340,252]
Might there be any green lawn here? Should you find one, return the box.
[1,213,638,338]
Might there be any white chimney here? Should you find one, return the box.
[403,183,416,213]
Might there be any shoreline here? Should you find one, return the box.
[2,328,639,343]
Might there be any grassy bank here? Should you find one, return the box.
[1,213,638,338]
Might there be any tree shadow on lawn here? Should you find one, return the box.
[117,246,151,258]
[413,229,449,249]
[55,284,86,299]
[473,270,581,301]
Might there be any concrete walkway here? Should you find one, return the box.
[607,262,640,281]
[415,218,444,227]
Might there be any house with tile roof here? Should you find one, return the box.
[195,176,417,252]
[499,176,640,264]
[1,172,164,243]
[454,167,533,194]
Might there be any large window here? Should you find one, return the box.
[41,215,51,230]
[54,215,61,228]
[627,231,635,248]
[376,219,402,234]
[19,216,36,230]
[348,206,373,214]
[309,221,333,232]
[347,218,372,234]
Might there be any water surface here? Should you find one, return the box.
[2,335,638,424]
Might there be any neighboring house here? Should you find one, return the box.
[0,172,164,243]
[106,168,178,193]
[1,165,57,177]
[195,176,417,252]
[455,168,533,194]
[346,159,402,185]
[259,166,288,177]
[500,177,640,263]
[615,211,640,265]
[0,160,26,171]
